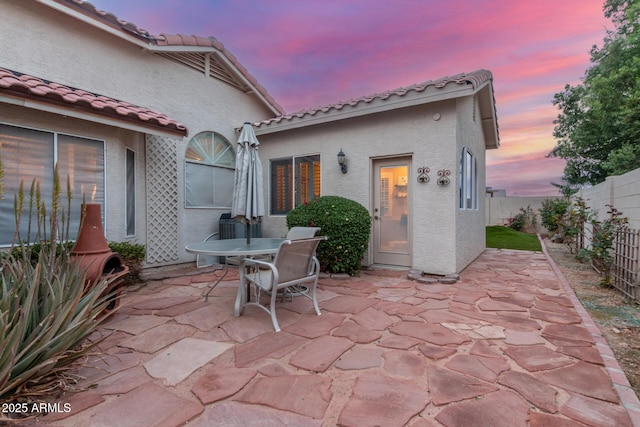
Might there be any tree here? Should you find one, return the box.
[550,0,640,186]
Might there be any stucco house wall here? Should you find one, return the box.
[2,1,499,274]
[454,95,488,273]
[1,0,278,265]
[257,87,496,275]
[258,100,459,273]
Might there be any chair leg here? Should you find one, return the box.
[269,288,281,332]
[311,279,321,316]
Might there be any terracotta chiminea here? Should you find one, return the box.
[71,203,128,317]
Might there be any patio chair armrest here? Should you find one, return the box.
[244,258,276,270]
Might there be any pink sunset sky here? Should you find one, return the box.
[89,0,612,196]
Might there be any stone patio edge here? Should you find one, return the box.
[539,235,640,427]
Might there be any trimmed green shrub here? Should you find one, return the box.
[287,196,371,275]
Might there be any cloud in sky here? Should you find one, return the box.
[89,0,611,196]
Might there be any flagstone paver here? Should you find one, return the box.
[503,345,575,371]
[192,367,257,404]
[338,373,430,427]
[143,337,233,385]
[117,323,196,353]
[537,360,619,402]
[560,393,633,427]
[498,370,558,413]
[289,335,354,372]
[188,401,322,427]
[435,390,530,427]
[32,247,639,427]
[234,375,332,419]
[334,347,384,370]
[90,382,203,426]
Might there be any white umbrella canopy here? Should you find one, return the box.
[231,122,265,243]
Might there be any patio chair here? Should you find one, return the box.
[238,236,326,332]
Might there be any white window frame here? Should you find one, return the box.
[459,147,478,210]
[184,131,235,209]
[0,122,106,246]
[125,148,136,237]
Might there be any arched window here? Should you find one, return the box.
[185,131,235,208]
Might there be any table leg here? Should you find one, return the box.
[204,262,229,302]
[234,258,247,316]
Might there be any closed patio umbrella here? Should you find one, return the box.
[231,122,265,244]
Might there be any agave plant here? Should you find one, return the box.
[0,159,115,401]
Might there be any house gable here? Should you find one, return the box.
[37,0,284,116]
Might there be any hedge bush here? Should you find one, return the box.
[287,196,371,275]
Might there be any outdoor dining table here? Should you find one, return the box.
[185,237,284,315]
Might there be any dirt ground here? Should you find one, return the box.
[543,238,640,398]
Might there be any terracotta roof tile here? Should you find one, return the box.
[0,68,187,136]
[254,70,494,129]
[55,0,284,115]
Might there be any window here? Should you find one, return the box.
[185,131,235,208]
[270,155,320,215]
[0,123,105,246]
[125,148,136,236]
[459,147,478,210]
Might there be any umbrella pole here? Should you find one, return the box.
[246,222,250,244]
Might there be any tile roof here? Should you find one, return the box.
[254,70,494,129]
[0,67,188,136]
[55,0,284,115]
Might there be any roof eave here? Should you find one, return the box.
[1,93,187,138]
[38,0,152,48]
[254,84,475,136]
[476,82,500,149]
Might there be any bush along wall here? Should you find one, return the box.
[287,196,371,276]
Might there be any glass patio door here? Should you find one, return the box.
[372,157,411,266]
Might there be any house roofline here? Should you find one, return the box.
[37,0,284,116]
[253,70,500,149]
[1,93,186,138]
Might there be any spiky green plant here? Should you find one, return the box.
[0,161,115,402]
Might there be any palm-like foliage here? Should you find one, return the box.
[0,158,114,400]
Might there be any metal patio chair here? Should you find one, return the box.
[238,236,326,332]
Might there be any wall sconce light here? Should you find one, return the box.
[337,148,348,173]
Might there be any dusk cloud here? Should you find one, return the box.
[89,0,610,195]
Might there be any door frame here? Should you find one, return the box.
[371,155,412,267]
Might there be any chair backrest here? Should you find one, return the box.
[273,237,325,283]
[285,226,320,240]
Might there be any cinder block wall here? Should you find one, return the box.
[577,167,640,230]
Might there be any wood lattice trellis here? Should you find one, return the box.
[612,227,639,302]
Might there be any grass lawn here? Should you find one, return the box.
[486,226,542,252]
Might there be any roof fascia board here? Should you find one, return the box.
[476,83,500,149]
[36,0,151,49]
[210,52,282,116]
[0,94,184,139]
[255,85,474,135]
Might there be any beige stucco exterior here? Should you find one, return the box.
[1,0,276,266]
[1,0,499,274]
[257,87,496,275]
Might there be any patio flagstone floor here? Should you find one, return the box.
[30,247,640,427]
